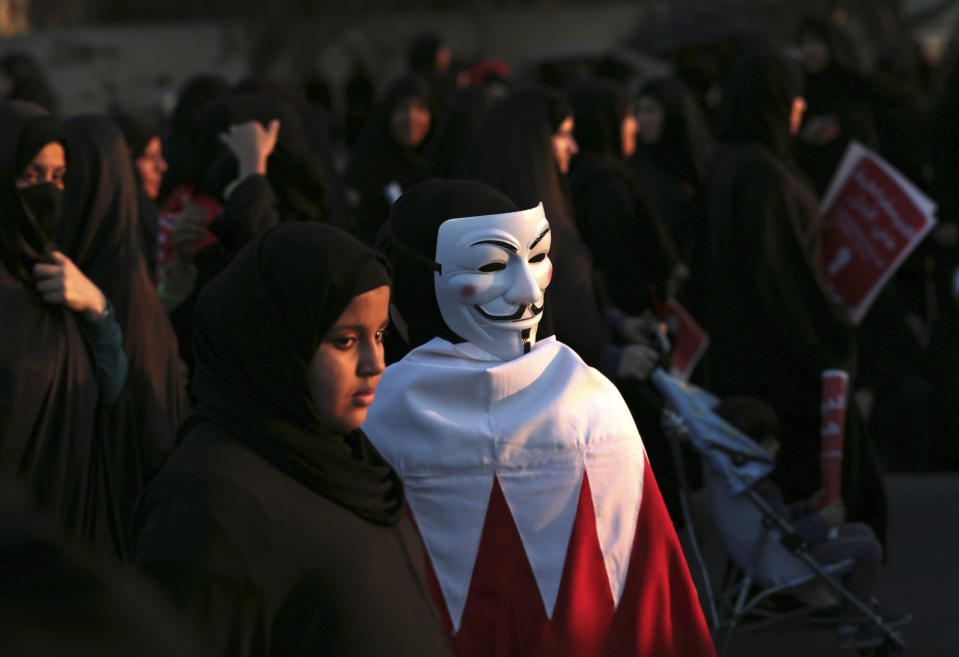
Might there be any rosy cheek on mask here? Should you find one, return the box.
[460,284,476,298]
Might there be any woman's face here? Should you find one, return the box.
[636,95,665,145]
[135,136,168,200]
[551,115,578,174]
[16,141,66,190]
[389,97,431,149]
[308,284,390,435]
[620,106,639,158]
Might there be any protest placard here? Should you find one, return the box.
[652,296,709,381]
[819,141,937,324]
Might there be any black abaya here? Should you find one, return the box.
[569,78,681,313]
[57,115,188,559]
[344,75,434,245]
[134,223,451,657]
[0,101,115,555]
[702,49,886,540]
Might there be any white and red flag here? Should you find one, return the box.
[364,337,715,657]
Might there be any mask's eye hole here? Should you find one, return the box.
[529,253,547,263]
[478,262,506,273]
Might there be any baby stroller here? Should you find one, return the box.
[651,370,906,656]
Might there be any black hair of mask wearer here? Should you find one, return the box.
[383,178,520,350]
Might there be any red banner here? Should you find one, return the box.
[819,142,936,324]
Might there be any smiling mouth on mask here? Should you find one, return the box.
[474,303,544,322]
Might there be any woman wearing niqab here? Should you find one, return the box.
[133,222,451,657]
[57,115,188,559]
[0,101,125,557]
[702,48,886,540]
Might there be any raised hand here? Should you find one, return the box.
[219,119,280,179]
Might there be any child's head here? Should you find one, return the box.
[714,396,781,461]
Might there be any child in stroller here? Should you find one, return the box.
[713,396,911,650]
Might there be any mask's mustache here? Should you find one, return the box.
[474,303,544,321]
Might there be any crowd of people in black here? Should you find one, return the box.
[1,12,956,655]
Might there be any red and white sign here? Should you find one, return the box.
[819,141,937,325]
[652,297,709,381]
[820,369,849,507]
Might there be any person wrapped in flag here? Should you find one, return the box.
[364,179,716,656]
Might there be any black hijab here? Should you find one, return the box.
[0,102,109,554]
[234,76,345,225]
[0,100,64,283]
[189,92,328,222]
[1,52,58,115]
[426,84,503,179]
[469,83,575,230]
[57,115,188,557]
[636,76,715,189]
[111,111,157,160]
[191,222,403,525]
[715,47,804,162]
[381,178,520,351]
[469,84,613,366]
[159,74,230,200]
[568,78,681,307]
[111,111,161,279]
[344,74,434,243]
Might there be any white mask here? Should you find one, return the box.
[434,203,552,361]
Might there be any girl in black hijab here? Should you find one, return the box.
[631,75,715,268]
[57,115,188,560]
[0,101,127,557]
[133,222,451,657]
[344,74,434,244]
[568,77,684,314]
[703,48,887,541]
